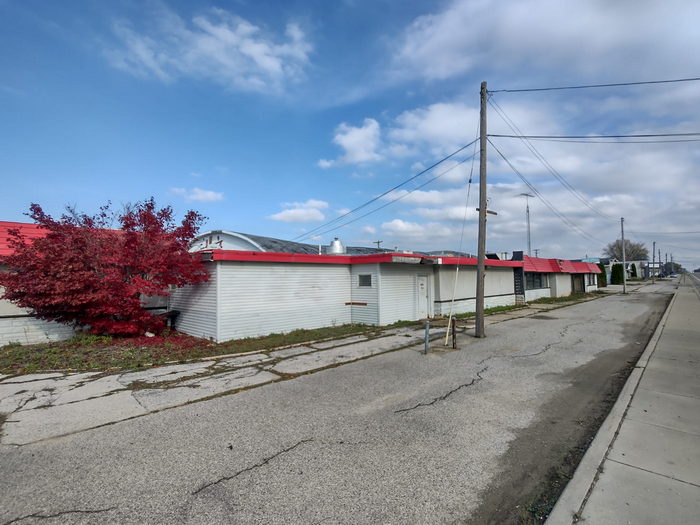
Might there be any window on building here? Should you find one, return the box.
[587,273,596,286]
[358,274,372,287]
[525,272,549,290]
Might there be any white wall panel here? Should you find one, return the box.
[525,288,551,302]
[0,316,75,346]
[217,262,351,341]
[170,262,218,340]
[350,264,380,325]
[378,264,432,325]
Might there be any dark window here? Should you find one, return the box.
[525,272,548,290]
[359,274,372,287]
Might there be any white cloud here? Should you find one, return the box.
[269,208,325,222]
[362,225,377,235]
[268,198,329,222]
[392,0,700,82]
[282,199,328,209]
[317,118,383,167]
[105,5,312,93]
[171,187,224,202]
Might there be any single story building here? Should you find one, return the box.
[0,224,601,345]
[0,222,76,345]
[169,231,600,343]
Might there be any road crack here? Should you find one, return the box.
[192,438,314,495]
[395,367,488,414]
[3,507,116,525]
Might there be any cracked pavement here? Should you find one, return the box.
[0,282,674,524]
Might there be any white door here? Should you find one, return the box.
[417,275,429,318]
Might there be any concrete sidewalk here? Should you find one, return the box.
[547,275,700,524]
[0,297,593,446]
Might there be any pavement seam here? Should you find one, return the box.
[621,416,700,437]
[192,438,314,495]
[605,458,700,488]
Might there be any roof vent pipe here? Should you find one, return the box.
[329,237,346,255]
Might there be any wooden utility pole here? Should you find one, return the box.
[652,241,656,283]
[475,81,488,338]
[621,217,627,294]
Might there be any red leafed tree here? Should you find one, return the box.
[0,199,209,336]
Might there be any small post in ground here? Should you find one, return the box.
[424,319,430,355]
[451,317,457,349]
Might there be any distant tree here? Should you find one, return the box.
[610,263,625,284]
[597,262,607,287]
[0,199,208,336]
[603,239,648,261]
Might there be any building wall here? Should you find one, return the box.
[551,274,572,297]
[350,264,380,325]
[433,266,515,316]
[0,271,76,346]
[216,261,351,342]
[525,288,551,301]
[170,261,219,341]
[378,264,433,325]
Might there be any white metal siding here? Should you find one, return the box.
[170,262,218,340]
[525,288,551,301]
[552,274,572,297]
[433,267,515,315]
[1,284,76,345]
[378,264,432,325]
[350,264,380,325]
[0,316,75,346]
[217,262,351,341]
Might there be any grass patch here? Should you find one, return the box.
[528,292,597,305]
[454,304,527,319]
[0,323,385,375]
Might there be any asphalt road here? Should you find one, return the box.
[0,282,673,524]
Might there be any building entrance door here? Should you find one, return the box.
[417,275,429,318]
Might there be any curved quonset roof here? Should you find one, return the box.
[192,230,387,256]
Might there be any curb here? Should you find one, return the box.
[545,288,678,524]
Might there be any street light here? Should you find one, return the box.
[518,193,534,256]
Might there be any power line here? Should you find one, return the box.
[305,152,478,240]
[490,132,700,139]
[488,97,613,221]
[488,138,602,245]
[293,139,478,241]
[490,76,700,93]
[628,230,700,235]
[502,137,700,144]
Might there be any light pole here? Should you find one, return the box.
[518,193,534,256]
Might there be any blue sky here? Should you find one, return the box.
[2,0,700,268]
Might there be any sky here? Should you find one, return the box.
[2,0,700,268]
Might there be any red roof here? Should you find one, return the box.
[0,221,48,257]
[523,256,600,274]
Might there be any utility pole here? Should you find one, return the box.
[475,81,488,338]
[374,240,383,250]
[659,249,662,275]
[621,217,627,294]
[534,249,540,257]
[518,193,534,255]
[652,241,656,283]
[666,252,668,275]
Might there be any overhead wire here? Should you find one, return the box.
[293,139,478,242]
[489,76,700,93]
[488,96,613,220]
[306,152,478,239]
[488,138,603,245]
[490,132,700,139]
